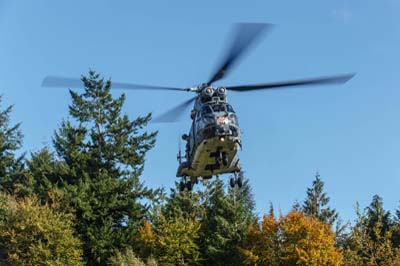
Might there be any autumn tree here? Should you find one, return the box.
[239,207,280,266]
[45,71,157,265]
[302,172,338,225]
[0,193,83,266]
[241,211,343,266]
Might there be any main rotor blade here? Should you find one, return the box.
[42,76,185,91]
[152,96,197,123]
[207,23,274,85]
[226,73,356,92]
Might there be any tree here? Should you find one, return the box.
[154,214,201,265]
[0,96,25,195]
[343,200,400,266]
[108,248,158,266]
[365,195,391,241]
[239,207,280,266]
[202,177,256,266]
[0,193,83,266]
[49,71,157,265]
[240,211,343,266]
[163,183,206,221]
[302,172,338,225]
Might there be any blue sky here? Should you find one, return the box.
[0,0,399,222]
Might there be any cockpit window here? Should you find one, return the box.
[226,104,235,113]
[202,106,213,115]
[212,104,226,112]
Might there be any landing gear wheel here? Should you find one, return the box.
[237,175,243,188]
[186,181,193,191]
[230,177,235,188]
[179,181,185,192]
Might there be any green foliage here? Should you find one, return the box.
[342,198,400,266]
[5,71,400,265]
[163,183,206,221]
[365,195,392,241]
[302,173,338,225]
[0,96,25,195]
[202,177,255,266]
[47,70,157,265]
[0,193,83,266]
[108,248,158,266]
[155,214,201,265]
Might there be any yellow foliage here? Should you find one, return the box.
[135,215,201,266]
[240,211,343,266]
[0,193,83,266]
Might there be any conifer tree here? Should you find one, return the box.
[0,96,24,194]
[203,176,255,266]
[163,183,206,221]
[365,195,392,241]
[343,199,400,266]
[50,71,157,265]
[302,172,338,225]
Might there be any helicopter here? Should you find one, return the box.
[42,23,355,191]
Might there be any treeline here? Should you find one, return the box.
[0,71,400,265]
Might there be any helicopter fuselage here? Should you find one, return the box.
[177,86,241,180]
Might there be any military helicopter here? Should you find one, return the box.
[42,23,355,191]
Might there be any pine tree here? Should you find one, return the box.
[0,96,25,195]
[163,183,206,221]
[302,172,338,225]
[49,71,157,265]
[343,199,400,266]
[202,176,256,266]
[365,195,392,241]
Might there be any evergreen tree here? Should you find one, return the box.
[163,183,206,221]
[302,172,338,225]
[0,96,25,195]
[203,176,256,266]
[365,195,392,241]
[24,148,68,201]
[49,71,157,265]
[343,200,400,266]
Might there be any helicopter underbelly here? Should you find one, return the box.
[177,136,241,178]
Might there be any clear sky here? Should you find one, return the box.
[0,0,399,222]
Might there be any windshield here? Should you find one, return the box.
[212,104,226,112]
[201,106,213,116]
[226,104,235,113]
[202,104,235,114]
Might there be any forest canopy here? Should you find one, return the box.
[1,72,400,266]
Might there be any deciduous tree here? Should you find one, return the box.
[0,193,83,266]
[241,211,343,266]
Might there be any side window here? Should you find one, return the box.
[226,104,235,113]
